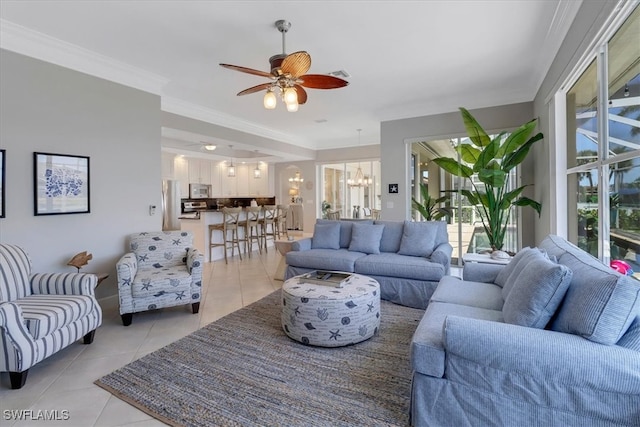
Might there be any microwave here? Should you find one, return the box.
[189,183,211,199]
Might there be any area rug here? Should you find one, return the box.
[95,290,424,427]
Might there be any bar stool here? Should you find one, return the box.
[276,204,289,239]
[239,206,262,257]
[208,207,243,264]
[259,205,278,252]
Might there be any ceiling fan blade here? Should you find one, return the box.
[299,74,349,89]
[237,83,273,96]
[220,63,274,79]
[294,85,308,104]
[280,51,311,78]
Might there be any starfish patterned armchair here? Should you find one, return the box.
[116,231,203,326]
[0,244,102,389]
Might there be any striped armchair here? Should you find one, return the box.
[0,244,102,389]
[116,231,203,326]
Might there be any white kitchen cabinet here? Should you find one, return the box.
[236,164,250,196]
[161,152,175,179]
[173,156,189,197]
[209,161,222,196]
[187,158,212,185]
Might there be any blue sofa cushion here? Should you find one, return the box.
[617,318,640,351]
[541,235,640,345]
[348,223,385,254]
[316,219,374,248]
[494,247,538,290]
[398,221,443,257]
[354,253,445,281]
[311,222,340,249]
[430,276,503,311]
[374,220,404,253]
[286,249,366,273]
[502,255,573,328]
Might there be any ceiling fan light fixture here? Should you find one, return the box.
[286,101,299,112]
[283,87,298,105]
[263,89,277,109]
[204,144,217,151]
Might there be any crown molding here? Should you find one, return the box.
[161,97,317,150]
[0,19,169,94]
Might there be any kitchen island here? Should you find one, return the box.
[180,208,276,262]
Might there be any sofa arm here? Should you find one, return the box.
[290,237,312,251]
[116,253,138,289]
[186,248,203,286]
[430,242,452,269]
[462,263,504,283]
[443,315,640,394]
[0,302,37,372]
[30,272,98,296]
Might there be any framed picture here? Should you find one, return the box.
[388,183,399,194]
[0,149,5,218]
[34,152,90,216]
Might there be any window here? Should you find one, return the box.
[565,4,639,280]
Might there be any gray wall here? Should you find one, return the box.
[380,102,537,246]
[0,50,162,299]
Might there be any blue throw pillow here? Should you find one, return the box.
[397,221,440,257]
[348,223,385,254]
[502,255,573,329]
[311,223,341,249]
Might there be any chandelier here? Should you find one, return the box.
[347,129,372,188]
[288,171,304,185]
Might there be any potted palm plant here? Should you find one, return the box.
[412,182,454,221]
[432,107,543,254]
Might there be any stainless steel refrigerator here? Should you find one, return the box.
[162,179,181,231]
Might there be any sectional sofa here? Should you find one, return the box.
[410,234,640,426]
[284,219,452,309]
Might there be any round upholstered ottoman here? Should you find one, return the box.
[281,273,380,347]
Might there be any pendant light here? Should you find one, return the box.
[227,145,236,177]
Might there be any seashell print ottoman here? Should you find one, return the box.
[281,273,380,347]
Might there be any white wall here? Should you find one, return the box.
[0,50,162,299]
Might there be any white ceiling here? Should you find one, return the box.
[0,1,582,161]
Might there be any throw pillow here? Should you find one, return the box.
[375,220,404,253]
[502,255,573,329]
[348,223,385,254]
[398,221,442,257]
[311,223,341,250]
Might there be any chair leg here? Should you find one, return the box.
[192,302,200,314]
[83,329,96,344]
[9,370,28,389]
[121,313,133,326]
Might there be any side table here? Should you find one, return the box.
[274,233,313,281]
[462,253,512,265]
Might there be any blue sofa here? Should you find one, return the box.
[410,234,640,426]
[284,219,452,309]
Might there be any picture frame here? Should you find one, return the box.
[388,183,399,194]
[34,152,90,216]
[0,149,5,218]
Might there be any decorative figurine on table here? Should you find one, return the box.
[67,251,93,272]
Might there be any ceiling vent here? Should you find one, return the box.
[328,70,351,78]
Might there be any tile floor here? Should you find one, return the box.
[0,249,462,426]
[0,249,284,426]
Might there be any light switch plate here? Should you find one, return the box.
[386,201,394,209]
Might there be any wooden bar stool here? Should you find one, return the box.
[259,205,278,252]
[208,207,243,264]
[239,206,263,257]
[276,204,289,239]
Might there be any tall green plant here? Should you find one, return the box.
[412,182,453,221]
[432,107,543,251]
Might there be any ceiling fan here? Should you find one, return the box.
[220,19,349,112]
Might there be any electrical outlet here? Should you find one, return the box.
[149,205,156,216]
